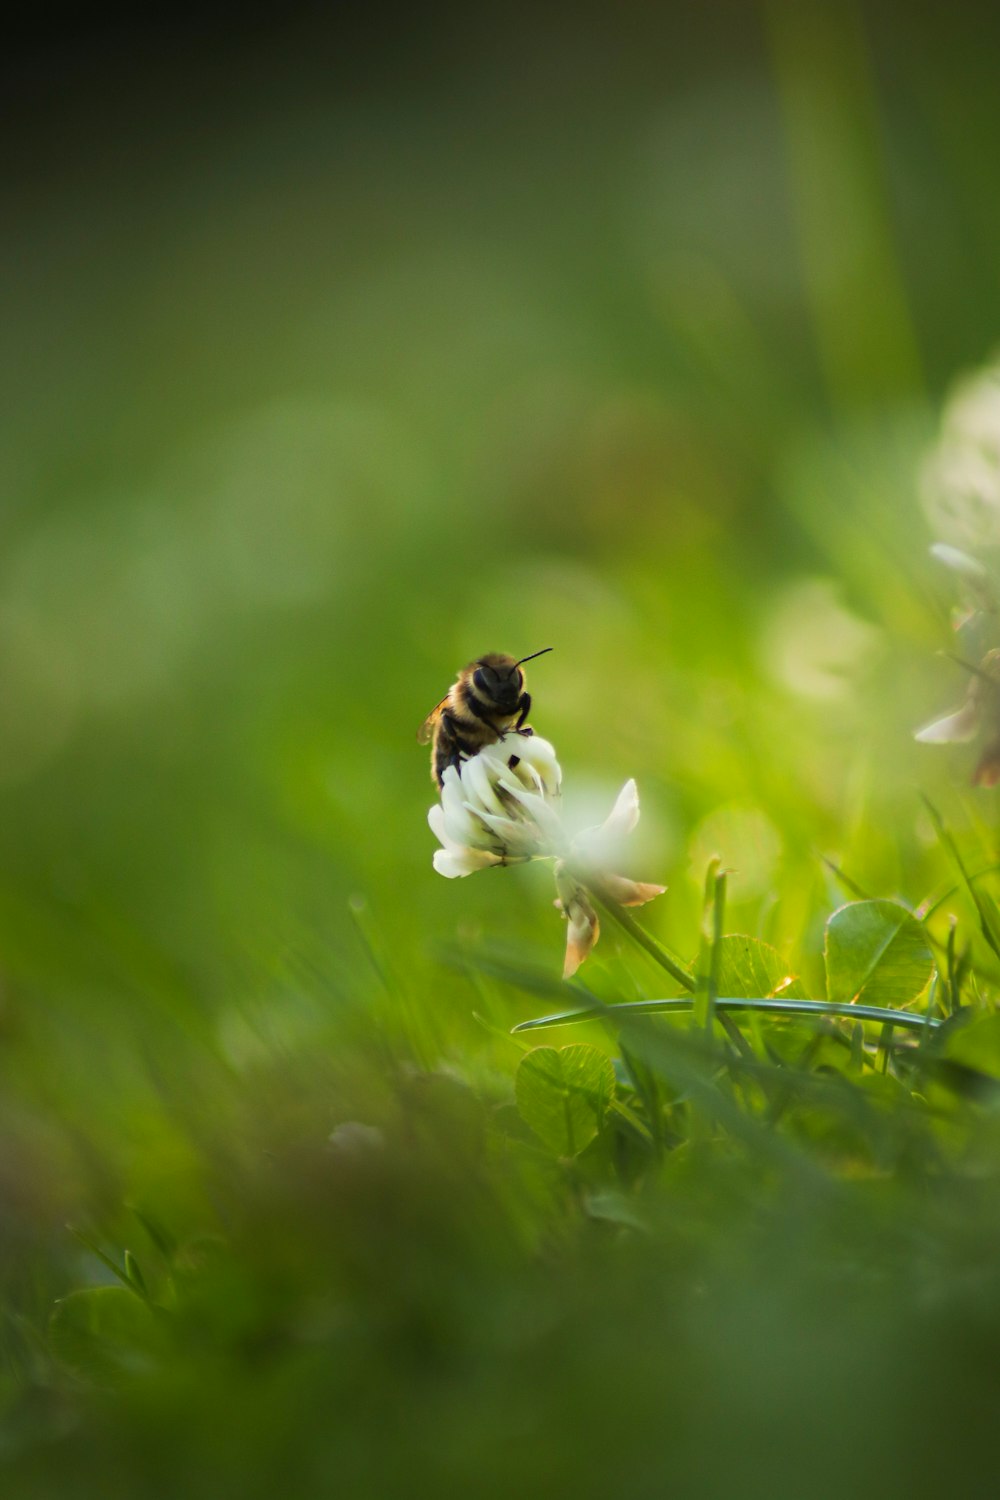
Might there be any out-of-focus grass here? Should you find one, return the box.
[4,4,1000,1496]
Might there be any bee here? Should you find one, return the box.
[418,648,553,787]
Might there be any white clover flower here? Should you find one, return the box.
[922,360,1000,551]
[915,649,1000,786]
[428,735,566,877]
[916,362,1000,776]
[428,735,664,975]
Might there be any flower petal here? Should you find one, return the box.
[563,894,600,978]
[435,777,494,850]
[475,811,538,853]
[595,873,666,907]
[914,702,981,744]
[427,802,447,841]
[433,846,502,878]
[515,735,562,796]
[460,750,509,819]
[602,779,640,839]
[930,543,991,580]
[570,779,642,871]
[496,777,566,848]
[554,864,601,976]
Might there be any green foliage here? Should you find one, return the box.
[515,1044,616,1155]
[7,6,1000,1498]
[941,1014,1000,1080]
[715,934,808,1000]
[49,1289,165,1385]
[825,900,934,1008]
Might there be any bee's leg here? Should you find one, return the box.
[436,744,466,787]
[514,692,532,732]
[438,711,474,783]
[441,710,472,751]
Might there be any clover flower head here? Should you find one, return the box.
[428,734,664,975]
[915,649,1000,786]
[916,360,1000,782]
[922,360,1000,552]
[428,735,565,877]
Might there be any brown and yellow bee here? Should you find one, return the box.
[418,649,552,787]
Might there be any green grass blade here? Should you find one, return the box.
[921,796,1000,962]
[513,995,943,1035]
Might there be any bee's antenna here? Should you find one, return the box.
[515,647,553,667]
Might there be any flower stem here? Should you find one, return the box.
[594,894,696,993]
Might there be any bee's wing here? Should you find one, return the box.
[417,695,449,744]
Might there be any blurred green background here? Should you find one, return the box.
[4,2,1000,1495]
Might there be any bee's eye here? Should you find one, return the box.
[473,668,491,695]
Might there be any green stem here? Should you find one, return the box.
[696,861,726,1032]
[594,895,696,993]
[512,994,943,1035]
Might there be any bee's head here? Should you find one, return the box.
[471,648,551,712]
[473,654,522,711]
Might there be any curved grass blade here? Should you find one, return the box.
[512,994,943,1035]
[921,795,1000,961]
